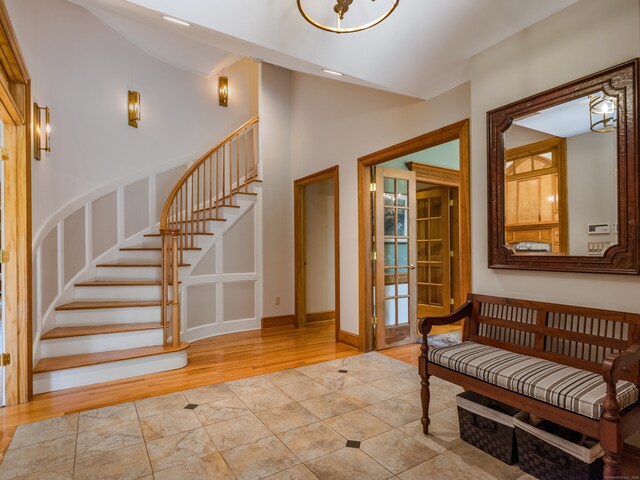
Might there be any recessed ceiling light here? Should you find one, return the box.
[322,69,343,76]
[162,15,191,27]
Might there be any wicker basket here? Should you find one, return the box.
[514,412,604,480]
[456,391,520,465]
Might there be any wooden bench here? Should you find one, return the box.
[418,294,640,480]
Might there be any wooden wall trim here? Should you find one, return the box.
[407,162,460,187]
[358,119,472,351]
[338,330,360,350]
[261,315,295,328]
[306,310,335,323]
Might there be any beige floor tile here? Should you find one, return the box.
[206,413,273,451]
[146,427,217,472]
[221,435,300,480]
[433,406,460,427]
[228,384,293,412]
[365,398,422,427]
[265,369,311,387]
[194,395,252,426]
[370,377,420,396]
[399,418,462,454]
[360,429,439,475]
[300,392,360,420]
[306,447,393,480]
[348,365,394,383]
[226,375,272,388]
[0,435,76,480]
[76,420,143,459]
[182,383,235,405]
[277,379,331,402]
[313,372,364,392]
[135,391,188,419]
[153,453,234,480]
[255,402,319,434]
[264,464,318,480]
[395,391,421,408]
[9,415,78,449]
[277,421,346,462]
[295,362,338,379]
[73,443,152,480]
[140,408,202,441]
[338,384,395,407]
[12,462,74,480]
[447,443,522,480]
[324,409,393,441]
[398,452,481,480]
[78,403,138,432]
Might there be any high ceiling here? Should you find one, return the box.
[67,0,579,100]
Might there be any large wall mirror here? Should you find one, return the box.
[488,59,639,274]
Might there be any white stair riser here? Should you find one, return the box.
[75,285,163,301]
[33,350,188,394]
[41,329,163,357]
[96,266,161,280]
[56,306,161,325]
[115,250,201,265]
[137,237,163,248]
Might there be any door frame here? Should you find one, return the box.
[0,0,32,405]
[294,166,340,342]
[357,119,471,352]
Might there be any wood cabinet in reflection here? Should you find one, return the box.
[504,138,567,254]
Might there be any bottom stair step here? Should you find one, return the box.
[33,342,190,374]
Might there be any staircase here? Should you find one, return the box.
[33,117,260,394]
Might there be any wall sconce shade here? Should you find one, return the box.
[589,93,617,133]
[34,103,51,160]
[219,76,228,107]
[128,90,141,128]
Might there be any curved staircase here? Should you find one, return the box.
[33,117,260,394]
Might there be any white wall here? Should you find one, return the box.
[277,75,470,334]
[305,178,335,313]
[6,0,258,235]
[470,0,640,311]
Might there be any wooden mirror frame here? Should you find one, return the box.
[487,59,639,275]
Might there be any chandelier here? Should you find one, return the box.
[297,0,400,34]
[589,93,617,133]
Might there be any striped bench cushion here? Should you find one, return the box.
[427,341,638,419]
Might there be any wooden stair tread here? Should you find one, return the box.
[42,323,162,339]
[33,343,190,374]
[75,280,162,287]
[96,262,191,268]
[119,247,201,251]
[56,300,161,311]
[144,232,214,237]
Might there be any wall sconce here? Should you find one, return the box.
[218,76,228,107]
[33,103,51,161]
[128,90,141,128]
[589,93,617,133]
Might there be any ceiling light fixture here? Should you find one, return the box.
[589,93,617,133]
[322,69,343,76]
[298,0,399,34]
[162,15,191,27]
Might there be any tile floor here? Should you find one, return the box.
[0,353,536,480]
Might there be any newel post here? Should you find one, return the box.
[171,232,181,347]
[160,228,181,347]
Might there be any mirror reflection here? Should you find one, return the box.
[503,91,618,256]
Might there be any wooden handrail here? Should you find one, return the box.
[158,116,259,346]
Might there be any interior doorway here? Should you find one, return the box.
[358,120,471,351]
[294,166,340,343]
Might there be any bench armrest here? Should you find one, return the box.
[419,301,473,336]
[603,343,640,385]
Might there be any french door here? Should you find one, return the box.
[417,187,451,318]
[374,168,417,349]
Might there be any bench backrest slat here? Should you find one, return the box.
[466,294,640,384]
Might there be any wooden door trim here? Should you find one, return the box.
[293,166,341,343]
[358,119,471,352]
[0,0,32,405]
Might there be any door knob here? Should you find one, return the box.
[410,264,416,270]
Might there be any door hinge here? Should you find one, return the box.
[0,147,8,162]
[372,315,377,326]
[0,353,10,367]
[370,183,377,192]
[449,199,454,207]
[0,249,9,264]
[449,250,454,258]
[450,298,455,306]
[371,251,377,261]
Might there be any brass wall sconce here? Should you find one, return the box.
[34,103,51,160]
[128,90,141,128]
[218,76,228,107]
[589,93,617,133]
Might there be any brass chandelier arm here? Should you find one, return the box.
[297,0,399,34]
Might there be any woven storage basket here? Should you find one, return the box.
[514,412,604,480]
[456,391,520,465]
